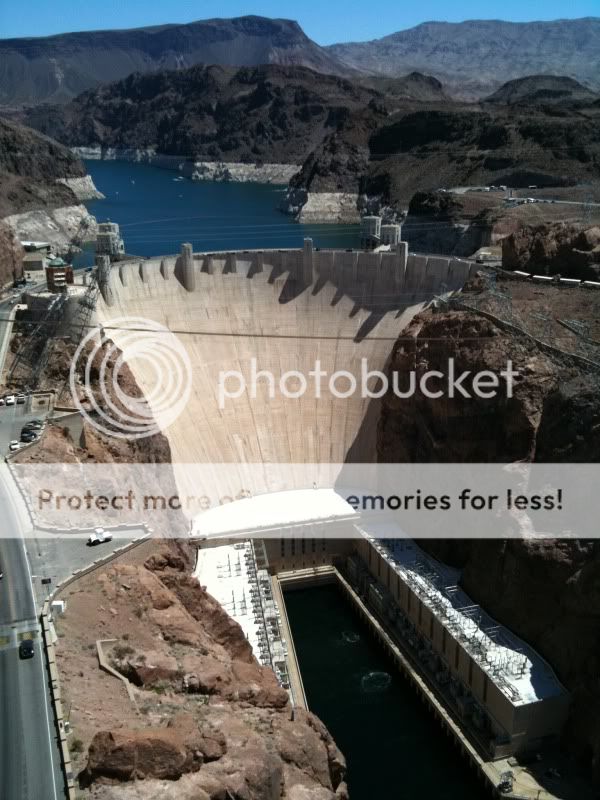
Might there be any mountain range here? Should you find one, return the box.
[0,16,347,106]
[1,16,599,106]
[21,65,600,213]
[327,18,600,99]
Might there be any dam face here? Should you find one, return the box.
[94,243,474,497]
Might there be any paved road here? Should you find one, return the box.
[0,400,50,457]
[0,471,65,800]
[0,274,146,797]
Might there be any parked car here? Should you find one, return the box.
[20,432,37,443]
[16,395,26,404]
[87,527,114,546]
[19,639,34,659]
[0,398,5,406]
[23,420,43,430]
[0,562,3,579]
[5,395,15,406]
[9,441,20,451]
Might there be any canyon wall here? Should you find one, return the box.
[376,279,600,783]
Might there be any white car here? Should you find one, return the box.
[5,395,15,406]
[9,441,20,451]
[87,527,114,546]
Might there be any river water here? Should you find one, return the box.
[284,584,489,800]
[82,160,360,259]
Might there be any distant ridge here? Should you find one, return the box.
[0,15,350,106]
[327,18,600,98]
[484,75,599,107]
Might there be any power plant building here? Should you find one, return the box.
[350,525,569,759]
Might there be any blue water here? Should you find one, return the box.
[82,160,360,260]
[285,585,489,799]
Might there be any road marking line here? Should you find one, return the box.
[23,536,59,800]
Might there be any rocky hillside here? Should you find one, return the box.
[0,16,349,106]
[24,64,386,165]
[25,63,600,222]
[377,274,600,781]
[502,223,600,279]
[55,543,347,799]
[484,75,599,108]
[327,18,600,99]
[0,116,87,216]
[0,222,23,287]
[289,94,600,210]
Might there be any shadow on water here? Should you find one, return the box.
[284,584,490,800]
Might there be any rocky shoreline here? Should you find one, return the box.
[56,174,104,201]
[72,146,360,222]
[185,161,298,184]
[72,146,298,184]
[297,192,360,223]
[3,204,97,256]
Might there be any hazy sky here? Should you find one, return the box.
[1,0,597,43]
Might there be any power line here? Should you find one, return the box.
[1,313,502,343]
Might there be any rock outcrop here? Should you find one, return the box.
[484,74,599,108]
[3,205,97,256]
[187,161,299,184]
[0,221,23,288]
[0,116,100,251]
[0,117,85,214]
[25,64,381,167]
[502,223,600,279]
[55,546,346,799]
[83,713,224,783]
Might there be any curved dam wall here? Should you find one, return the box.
[100,241,474,311]
[94,242,475,501]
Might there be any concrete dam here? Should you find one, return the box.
[93,240,475,497]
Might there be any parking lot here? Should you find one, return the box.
[0,394,52,456]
